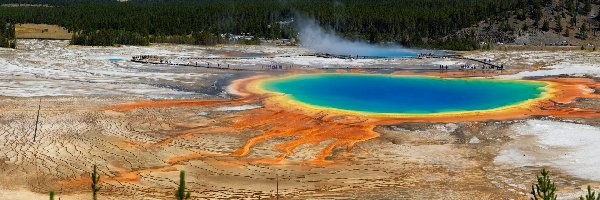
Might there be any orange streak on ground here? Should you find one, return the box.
[228,108,380,165]
[538,78,600,103]
[103,99,235,111]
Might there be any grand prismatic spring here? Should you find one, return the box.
[259,74,549,115]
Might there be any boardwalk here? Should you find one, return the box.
[131,53,505,72]
[457,56,503,69]
[131,56,290,71]
[421,54,504,69]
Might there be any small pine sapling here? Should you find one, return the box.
[91,165,101,200]
[580,185,600,200]
[531,168,557,200]
[175,170,191,200]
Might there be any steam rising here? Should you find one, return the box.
[298,18,417,58]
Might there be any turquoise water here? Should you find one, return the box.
[344,47,418,58]
[262,74,548,114]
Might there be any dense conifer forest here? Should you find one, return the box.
[0,0,597,49]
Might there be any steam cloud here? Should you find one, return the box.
[297,18,417,58]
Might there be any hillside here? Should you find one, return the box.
[456,0,600,48]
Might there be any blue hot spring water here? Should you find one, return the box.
[347,46,418,58]
[261,74,548,114]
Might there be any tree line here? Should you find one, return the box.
[0,0,564,49]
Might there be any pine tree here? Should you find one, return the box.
[91,165,101,200]
[531,168,557,200]
[175,170,191,200]
[522,23,529,31]
[583,0,591,14]
[567,0,577,27]
[542,21,550,32]
[555,15,563,33]
[533,6,543,26]
[580,185,600,200]
[0,21,16,48]
[8,23,15,48]
[567,0,575,15]
[579,22,589,39]
[49,191,55,200]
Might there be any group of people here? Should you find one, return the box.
[418,53,435,58]
[205,63,230,69]
[262,64,288,70]
[131,55,159,62]
[434,61,507,73]
[460,64,505,71]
